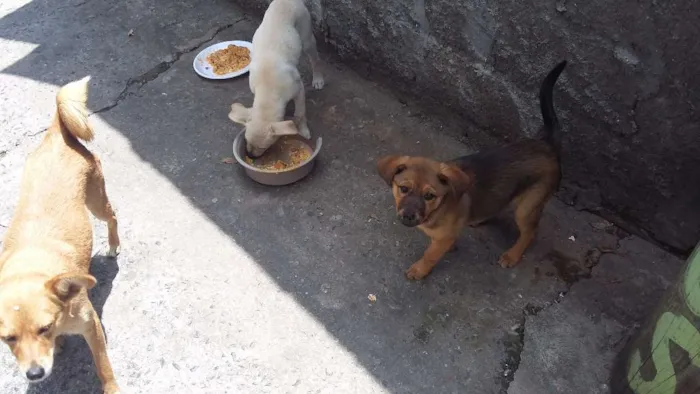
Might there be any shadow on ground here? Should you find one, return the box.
[0,0,682,393]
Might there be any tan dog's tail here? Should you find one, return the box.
[55,76,94,142]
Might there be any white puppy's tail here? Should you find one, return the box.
[55,76,94,142]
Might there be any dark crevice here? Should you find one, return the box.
[93,18,247,115]
[499,245,616,392]
[499,315,525,393]
[629,96,640,135]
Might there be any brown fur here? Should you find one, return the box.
[377,61,567,280]
[0,77,121,393]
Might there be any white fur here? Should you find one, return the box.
[229,0,325,157]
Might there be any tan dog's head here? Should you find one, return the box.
[229,103,302,158]
[377,155,472,227]
[0,273,96,383]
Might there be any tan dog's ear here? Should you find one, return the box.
[45,273,97,302]
[228,103,251,124]
[269,120,299,136]
[377,155,409,186]
[438,164,472,197]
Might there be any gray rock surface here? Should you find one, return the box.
[0,0,686,393]
[236,0,700,253]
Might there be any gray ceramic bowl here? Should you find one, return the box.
[232,130,322,186]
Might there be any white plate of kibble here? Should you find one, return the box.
[193,40,253,80]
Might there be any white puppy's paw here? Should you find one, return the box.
[106,245,121,258]
[312,76,325,90]
[299,125,312,139]
[293,117,312,139]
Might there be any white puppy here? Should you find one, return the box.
[229,0,324,157]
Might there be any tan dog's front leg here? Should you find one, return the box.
[293,84,311,139]
[406,237,456,280]
[83,310,119,394]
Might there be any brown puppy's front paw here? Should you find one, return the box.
[498,250,522,268]
[406,261,431,280]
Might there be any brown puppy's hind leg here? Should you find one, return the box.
[407,237,457,280]
[499,184,551,268]
[86,158,120,257]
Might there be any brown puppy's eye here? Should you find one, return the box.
[38,324,52,336]
[424,193,436,201]
[399,186,409,194]
[3,336,17,343]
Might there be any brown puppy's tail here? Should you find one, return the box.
[540,61,567,154]
[55,76,94,142]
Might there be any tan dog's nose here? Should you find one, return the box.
[26,365,45,381]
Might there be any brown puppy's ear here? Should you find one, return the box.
[45,273,97,302]
[228,103,251,124]
[269,120,300,136]
[377,156,409,186]
[438,164,472,197]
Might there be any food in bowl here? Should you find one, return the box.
[244,138,312,172]
[206,45,251,75]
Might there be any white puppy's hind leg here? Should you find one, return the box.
[298,14,324,90]
[305,36,324,90]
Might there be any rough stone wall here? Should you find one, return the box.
[235,0,700,253]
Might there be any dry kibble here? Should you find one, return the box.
[206,45,251,75]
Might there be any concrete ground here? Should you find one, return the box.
[0,1,685,393]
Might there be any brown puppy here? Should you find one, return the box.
[378,61,567,280]
[0,77,121,393]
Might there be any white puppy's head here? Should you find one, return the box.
[228,103,302,158]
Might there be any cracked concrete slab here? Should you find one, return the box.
[0,0,685,393]
[508,237,680,394]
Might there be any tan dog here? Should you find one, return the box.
[378,61,567,280]
[0,77,121,393]
[229,0,325,157]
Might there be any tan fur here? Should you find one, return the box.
[0,78,121,393]
[228,0,325,157]
[56,76,94,142]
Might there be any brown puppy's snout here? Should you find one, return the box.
[397,196,425,227]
